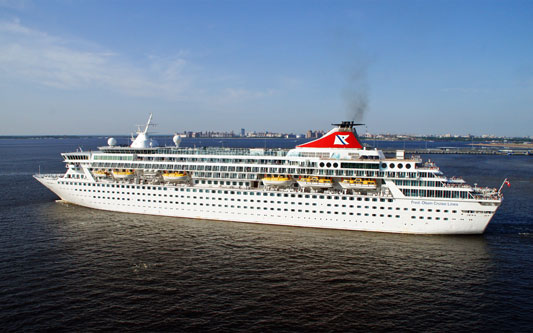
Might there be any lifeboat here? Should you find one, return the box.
[92,170,109,178]
[297,176,333,189]
[262,175,294,188]
[339,178,377,190]
[112,169,135,180]
[162,171,189,183]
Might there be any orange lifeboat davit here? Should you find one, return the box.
[93,170,109,178]
[262,175,294,188]
[162,171,189,183]
[339,178,377,190]
[112,169,134,180]
[297,177,333,189]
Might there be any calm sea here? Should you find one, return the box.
[1,137,532,331]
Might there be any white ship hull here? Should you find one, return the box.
[35,175,499,235]
[33,116,504,235]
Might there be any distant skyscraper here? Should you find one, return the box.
[241,128,245,137]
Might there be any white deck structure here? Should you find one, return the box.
[35,116,503,234]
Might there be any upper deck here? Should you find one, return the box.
[48,116,504,204]
[97,146,289,156]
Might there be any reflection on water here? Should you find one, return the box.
[11,202,500,331]
[2,139,533,330]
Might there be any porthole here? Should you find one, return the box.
[319,162,325,167]
[381,163,387,169]
[398,163,403,169]
[389,163,395,168]
[406,164,411,169]
[326,162,332,168]
[333,162,338,168]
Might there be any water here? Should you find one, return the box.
[1,138,533,331]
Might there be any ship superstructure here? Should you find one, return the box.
[34,115,503,234]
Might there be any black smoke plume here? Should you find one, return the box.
[342,63,368,123]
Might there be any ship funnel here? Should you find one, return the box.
[296,121,364,149]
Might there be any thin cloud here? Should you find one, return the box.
[0,19,191,98]
[0,18,287,108]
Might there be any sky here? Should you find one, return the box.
[0,0,532,136]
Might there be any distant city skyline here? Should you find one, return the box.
[172,128,525,139]
[0,0,532,136]
[3,128,526,140]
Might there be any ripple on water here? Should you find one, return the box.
[1,147,533,331]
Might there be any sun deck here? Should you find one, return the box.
[97,146,290,156]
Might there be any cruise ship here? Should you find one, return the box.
[34,115,504,234]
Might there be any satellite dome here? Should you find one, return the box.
[107,137,117,146]
[173,134,182,147]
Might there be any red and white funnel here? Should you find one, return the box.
[297,121,364,149]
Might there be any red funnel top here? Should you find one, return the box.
[297,129,363,149]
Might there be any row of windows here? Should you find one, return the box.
[62,180,467,214]
[89,195,407,219]
[95,196,131,201]
[65,174,85,179]
[87,194,462,223]
[97,154,392,171]
[64,155,88,160]
[75,187,459,214]
[339,162,380,170]
[62,180,395,202]
[88,162,387,178]
[78,187,394,206]
[65,181,465,219]
[73,162,433,182]
[96,153,290,164]
[131,198,404,216]
[395,180,443,187]
[382,162,413,170]
[194,180,250,187]
[463,210,493,214]
[87,192,456,213]
[418,172,439,178]
[411,216,448,221]
[383,171,418,179]
[401,188,470,199]
[93,155,134,161]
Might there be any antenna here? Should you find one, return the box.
[143,113,153,134]
[135,113,157,134]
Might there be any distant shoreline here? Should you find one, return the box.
[472,142,533,149]
[0,135,298,140]
[1,135,531,144]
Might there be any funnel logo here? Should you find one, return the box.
[334,134,350,145]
